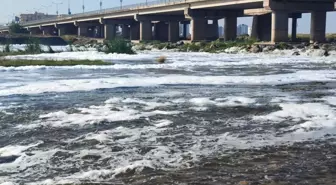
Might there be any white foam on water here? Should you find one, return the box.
[1,50,336,72]
[1,70,335,96]
[189,97,217,107]
[0,44,70,53]
[0,182,16,185]
[3,51,154,61]
[0,142,42,157]
[154,119,173,128]
[216,96,256,107]
[1,50,336,184]
[323,96,336,106]
[254,103,336,138]
[16,97,180,129]
[189,96,256,108]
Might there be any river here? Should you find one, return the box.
[0,50,335,184]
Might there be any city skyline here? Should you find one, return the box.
[1,0,336,34]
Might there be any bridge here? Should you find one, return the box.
[1,0,336,43]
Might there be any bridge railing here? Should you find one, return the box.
[2,0,204,29]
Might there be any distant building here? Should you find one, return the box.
[179,24,184,36]
[19,12,57,23]
[218,26,224,37]
[237,24,248,36]
[248,27,252,36]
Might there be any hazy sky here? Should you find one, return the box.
[1,0,336,33]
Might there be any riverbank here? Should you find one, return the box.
[0,59,110,67]
[133,39,336,56]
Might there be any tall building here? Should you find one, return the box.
[179,24,184,37]
[218,26,224,37]
[248,27,252,36]
[237,24,249,36]
[19,12,57,23]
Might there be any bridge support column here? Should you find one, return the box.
[121,24,130,39]
[251,14,271,41]
[57,27,66,36]
[104,24,116,40]
[154,22,168,41]
[271,11,288,43]
[207,19,219,41]
[130,22,140,40]
[291,17,297,42]
[190,18,207,41]
[168,21,179,42]
[140,20,152,41]
[41,27,56,36]
[224,16,237,41]
[310,11,326,43]
[78,26,88,37]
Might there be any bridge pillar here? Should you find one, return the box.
[224,16,237,41]
[207,19,219,41]
[104,24,116,40]
[154,22,168,41]
[251,14,271,41]
[271,11,288,43]
[291,17,297,42]
[168,21,179,42]
[58,27,66,36]
[121,24,130,39]
[130,22,140,40]
[310,11,326,43]
[78,26,88,37]
[140,20,152,41]
[190,18,207,41]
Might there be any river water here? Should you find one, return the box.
[0,50,336,185]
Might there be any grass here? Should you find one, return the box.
[295,33,336,42]
[0,59,111,67]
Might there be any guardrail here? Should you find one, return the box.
[14,0,198,27]
[0,0,232,30]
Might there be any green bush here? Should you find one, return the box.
[8,22,28,34]
[187,43,201,52]
[25,38,42,54]
[104,38,135,54]
[4,43,10,53]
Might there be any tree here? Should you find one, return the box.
[8,22,28,34]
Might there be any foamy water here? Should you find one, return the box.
[0,50,335,184]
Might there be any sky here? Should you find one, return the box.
[1,0,336,33]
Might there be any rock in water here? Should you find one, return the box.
[0,155,20,164]
[156,56,166,64]
[176,41,184,46]
[250,45,261,53]
[324,50,330,57]
[292,51,300,56]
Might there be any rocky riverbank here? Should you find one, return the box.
[132,40,336,57]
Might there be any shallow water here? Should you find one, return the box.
[0,51,336,185]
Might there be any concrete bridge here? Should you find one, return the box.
[1,0,336,43]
